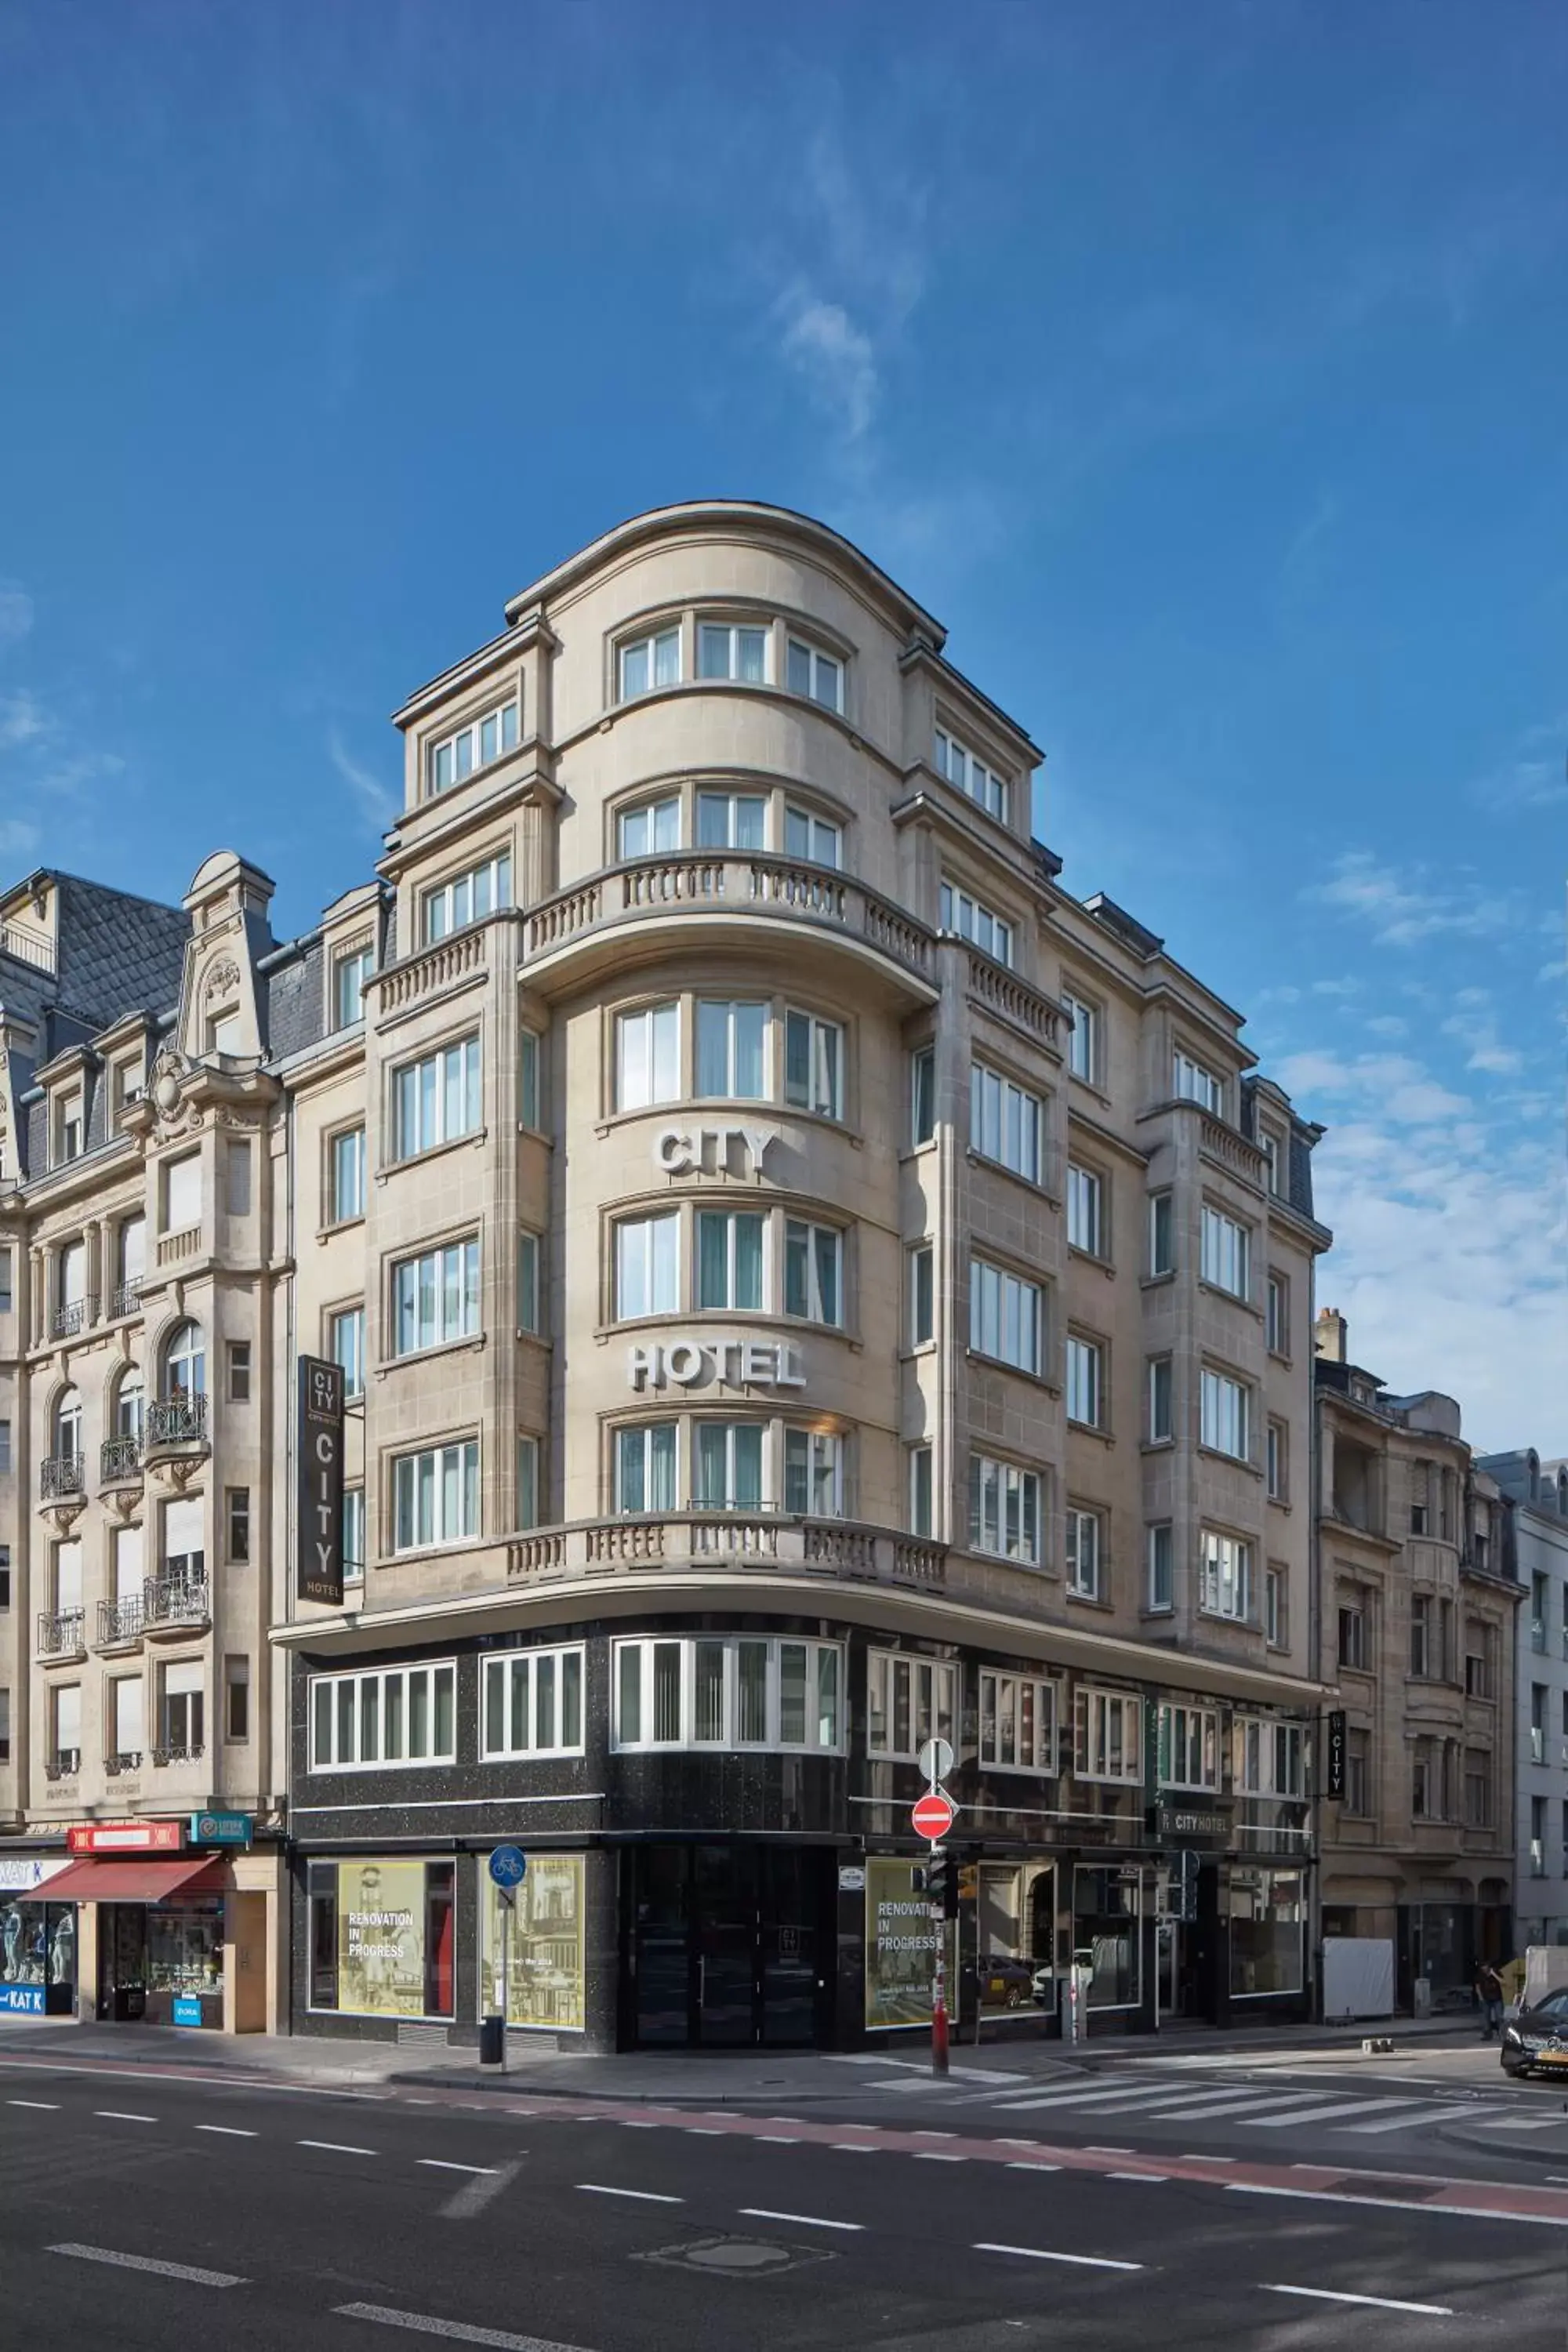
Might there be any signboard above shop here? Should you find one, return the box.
[190,1813,252,1849]
[67,1820,183,1856]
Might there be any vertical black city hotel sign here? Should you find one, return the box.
[297,1355,345,1606]
[1324,1708,1347,1801]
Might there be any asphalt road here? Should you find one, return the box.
[0,2056,1565,2348]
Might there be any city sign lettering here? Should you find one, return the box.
[297,1354,346,1607]
[627,1338,806,1392]
[654,1124,779,1178]
[1155,1806,1229,1843]
[1324,1708,1347,1801]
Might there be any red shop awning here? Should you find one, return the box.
[42,1855,227,1904]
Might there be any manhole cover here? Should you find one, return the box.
[639,2234,833,2277]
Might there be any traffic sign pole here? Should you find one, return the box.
[930,1843,949,2078]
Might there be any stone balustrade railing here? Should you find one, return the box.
[508,1513,946,1590]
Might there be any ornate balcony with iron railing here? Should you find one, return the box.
[100,1434,143,1488]
[150,1743,205,1769]
[37,1608,85,1659]
[97,1594,145,1647]
[39,1454,85,1502]
[109,1278,143,1319]
[50,1297,96,1341]
[143,1574,211,1633]
[42,1748,80,1781]
[143,1393,209,1457]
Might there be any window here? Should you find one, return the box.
[698,621,769,683]
[1410,1460,1432,1536]
[333,939,375,1029]
[330,1306,365,1401]
[1465,1629,1493,1697]
[212,1007,241,1055]
[969,1454,1040,1563]
[616,1002,680,1109]
[1266,1418,1287,1501]
[516,1231,542,1337]
[0,1544,9,1606]
[515,1437,539,1531]
[971,1063,1042,1183]
[619,626,680,699]
[908,1243,934,1347]
[421,851,512,944]
[0,1687,7,1763]
[615,1635,844,1752]
[392,1035,481,1158]
[1065,1334,1103,1427]
[1174,1050,1223,1112]
[866,1650,956,1760]
[518,1029,542,1131]
[226,1488,250,1565]
[1234,1719,1306,1798]
[909,1446,933,1537]
[118,1216,146,1293]
[111,1675,144,1762]
[53,1537,83,1617]
[0,1247,9,1314]
[783,1220,841,1326]
[1148,1523,1173,1611]
[163,1150,201,1233]
[910,1046,936,1145]
[391,1440,480,1552]
[935,727,1009,822]
[1066,1163,1103,1254]
[426,698,518,796]
[939,879,1013,967]
[0,1423,8,1476]
[1061,991,1098,1084]
[393,1237,481,1356]
[615,1422,677,1514]
[1200,1368,1250,1461]
[54,1388,82,1467]
[1148,1357,1173,1444]
[1066,1508,1102,1599]
[692,1210,761,1312]
[225,1137,252,1217]
[615,1213,680,1320]
[786,636,842,712]
[971,1259,1043,1375]
[1159,1704,1219,1791]
[618,794,681,858]
[1266,1272,1289,1354]
[310,1661,457,1769]
[784,1427,844,1516]
[308,1857,454,2018]
[979,1673,1054,1771]
[1415,1751,1435,1823]
[1265,1565,1287,1647]
[329,1126,365,1223]
[1148,1191,1174,1276]
[693,1421,764,1511]
[55,1088,82,1166]
[1345,1730,1370,1816]
[114,1056,144,1110]
[481,1645,584,1761]
[784,1007,844,1120]
[1200,1529,1252,1621]
[1076,1688,1141,1782]
[1465,1753,1490,1829]
[159,1660,205,1755]
[696,789,767,849]
[162,1494,204,1586]
[163,1319,205,1400]
[1339,1595,1369,1671]
[784,804,842,866]
[1261,1129,1285,1196]
[696,1000,767,1099]
[50,1682,81,1770]
[1200,1207,1250,1298]
[227,1339,252,1403]
[225,1656,249,1743]
[343,1487,365,1584]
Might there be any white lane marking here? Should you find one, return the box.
[442,2161,522,2220]
[1109,2172,1168,2182]
[990,2082,1178,2114]
[93,2111,157,2123]
[913,2151,967,2162]
[830,2141,879,2151]
[1227,2182,1568,2229]
[1119,2089,1331,2122]
[739,2207,864,2233]
[1182,2153,1234,2161]
[757,2135,800,2143]
[684,2128,726,2136]
[1005,2161,1062,2172]
[1472,2114,1566,2132]
[8,2099,60,2111]
[976,2241,1142,2271]
[618,2120,659,2129]
[332,2304,593,2350]
[575,2183,682,2203]
[1342,2100,1512,2136]
[299,2139,377,2155]
[1243,2096,1426,2129]
[195,2125,258,2138]
[1263,2285,1454,2318]
[49,2243,244,2288]
[419,2160,499,2175]
[913,2128,956,2136]
[1084,2146,1134,2155]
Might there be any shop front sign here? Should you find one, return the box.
[1154,1805,1231,1845]
[67,1820,183,1856]
[172,1995,204,2027]
[0,1856,73,1893]
[654,1125,779,1179]
[190,1812,252,1849]
[627,1338,805,1392]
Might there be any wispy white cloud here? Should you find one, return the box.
[1307,850,1513,948]
[777,289,879,442]
[0,583,33,649]
[328,728,397,832]
[0,689,46,750]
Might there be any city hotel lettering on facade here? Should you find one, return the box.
[627,1338,806,1392]
[652,1124,779,1178]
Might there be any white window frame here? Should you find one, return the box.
[515,1437,539,1533]
[910,1045,936,1146]
[391,1034,481,1160]
[1266,1417,1287,1500]
[783,1426,844,1517]
[978,1672,1056,1772]
[866,1650,958,1762]
[309,1660,459,1769]
[1264,1564,1285,1647]
[782,1218,841,1327]
[695,788,768,851]
[392,1236,481,1358]
[907,1241,934,1348]
[1200,1205,1251,1300]
[1148,1523,1173,1612]
[935,726,1010,822]
[1065,1334,1104,1428]
[615,1001,681,1111]
[421,852,512,945]
[692,1419,768,1512]
[615,1421,678,1515]
[697,620,771,684]
[1266,1272,1289,1354]
[618,625,681,700]
[342,1486,365,1584]
[617,793,681,859]
[1235,1715,1305,1798]
[783,1007,844,1119]
[612,1634,845,1753]
[1174,1049,1224,1113]
[909,1444,934,1537]
[1148,1190,1174,1276]
[970,1258,1043,1375]
[939,878,1014,967]
[1159,1702,1219,1792]
[695,998,768,1101]
[516,1230,541,1337]
[329,1126,365,1223]
[784,804,842,867]
[481,1644,586,1760]
[969,1454,1041,1564]
[1067,1163,1103,1254]
[971,1062,1042,1184]
[1201,1528,1253,1623]
[615,1212,681,1320]
[329,1305,365,1402]
[1061,990,1098,1083]
[1075,1687,1142,1783]
[786,635,844,713]
[390,1440,481,1555]
[1148,1356,1173,1444]
[693,1207,765,1314]
[1200,1367,1250,1461]
[1066,1507,1102,1600]
[332,939,376,1029]
[426,699,519,798]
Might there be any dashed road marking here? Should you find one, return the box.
[576,2182,681,2204]
[299,2139,377,2156]
[93,2111,156,2124]
[1262,2285,1454,2317]
[49,2243,244,2287]
[739,2207,864,2232]
[332,2303,593,2350]
[195,2125,257,2138]
[976,2241,1142,2271]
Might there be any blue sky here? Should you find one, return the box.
[1,2,1563,1447]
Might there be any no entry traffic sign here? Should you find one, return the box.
[911,1788,956,1842]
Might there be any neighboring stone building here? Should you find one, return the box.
[0,501,1333,2046]
[1316,1309,1519,2006]
[1479,1449,1568,1952]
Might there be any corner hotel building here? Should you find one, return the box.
[0,502,1331,2046]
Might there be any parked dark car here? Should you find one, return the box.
[1501,1986,1568,2077]
[978,1955,1037,2009]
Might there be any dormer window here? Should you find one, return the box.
[208,1006,241,1056]
[54,1087,83,1167]
[426,696,520,799]
[332,938,376,1030]
[935,728,1010,823]
[114,1055,143,1110]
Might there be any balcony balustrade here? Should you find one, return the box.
[97,1595,145,1646]
[100,1434,143,1486]
[37,1609,85,1658]
[109,1279,143,1319]
[40,1454,85,1502]
[50,1297,95,1341]
[143,1574,211,1632]
[508,1512,946,1592]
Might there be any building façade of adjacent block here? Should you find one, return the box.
[1476,1449,1568,1953]
[1315,1308,1521,2007]
[0,500,1332,2046]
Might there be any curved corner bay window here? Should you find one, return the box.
[696,1000,767,1100]
[393,1237,481,1356]
[783,1008,842,1119]
[391,1442,479,1553]
[615,1422,677,1514]
[309,1858,455,2020]
[1229,1867,1305,1997]
[783,1427,843,1516]
[978,1671,1055,1772]
[309,1661,458,1769]
[619,1212,681,1319]
[619,627,680,701]
[616,1003,680,1111]
[612,1634,843,1751]
[618,794,680,859]
[698,622,769,684]
[696,788,766,848]
[694,1421,764,1512]
[786,637,842,712]
[696,1210,763,1312]
[481,1644,584,1759]
[783,1219,840,1326]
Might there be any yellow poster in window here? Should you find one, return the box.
[336,1859,426,2018]
[864,1856,958,2031]
[481,1856,585,2031]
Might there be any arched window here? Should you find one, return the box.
[55,1386,82,1463]
[163,1321,205,1401]
[115,1367,144,1440]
